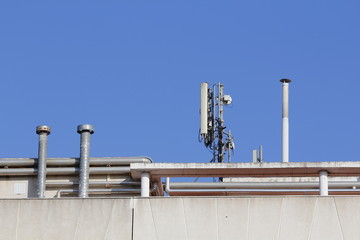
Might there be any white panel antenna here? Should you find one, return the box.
[200,82,209,135]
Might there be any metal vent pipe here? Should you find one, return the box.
[36,125,51,198]
[280,79,291,162]
[77,124,94,198]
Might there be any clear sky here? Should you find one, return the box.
[1,1,359,165]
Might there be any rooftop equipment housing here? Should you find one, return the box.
[199,82,235,165]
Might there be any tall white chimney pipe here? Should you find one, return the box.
[280,79,291,162]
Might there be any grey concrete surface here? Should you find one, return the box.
[0,196,359,240]
[0,198,132,240]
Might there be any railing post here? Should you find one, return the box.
[141,172,150,197]
[319,170,328,196]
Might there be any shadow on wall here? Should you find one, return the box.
[27,177,37,198]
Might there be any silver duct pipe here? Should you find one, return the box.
[0,157,152,167]
[56,183,159,198]
[46,181,141,188]
[0,166,130,176]
[280,79,291,162]
[166,188,360,193]
[165,179,360,194]
[77,124,94,198]
[36,125,51,198]
[167,181,360,189]
[56,188,142,198]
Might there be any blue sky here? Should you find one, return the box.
[0,1,359,164]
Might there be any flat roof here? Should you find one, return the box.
[130,162,360,179]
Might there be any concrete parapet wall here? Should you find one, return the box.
[0,198,133,240]
[1,196,359,240]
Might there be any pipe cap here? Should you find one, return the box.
[36,125,51,135]
[77,124,95,134]
[280,78,292,83]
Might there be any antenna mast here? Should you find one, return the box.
[199,82,235,164]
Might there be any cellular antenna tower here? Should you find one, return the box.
[199,82,235,163]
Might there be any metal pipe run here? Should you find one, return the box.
[56,188,142,198]
[78,124,94,198]
[0,166,130,176]
[166,188,360,193]
[0,157,152,167]
[46,181,141,188]
[167,181,360,189]
[280,79,291,162]
[166,177,170,193]
[165,178,360,195]
[36,125,51,198]
[56,183,158,198]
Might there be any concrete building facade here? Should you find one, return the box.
[1,196,359,240]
